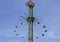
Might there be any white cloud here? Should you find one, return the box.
[47,31,60,39]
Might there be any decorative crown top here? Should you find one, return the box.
[26,1,35,7]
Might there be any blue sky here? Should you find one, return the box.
[0,0,60,42]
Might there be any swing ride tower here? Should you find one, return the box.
[14,0,48,42]
[26,0,35,42]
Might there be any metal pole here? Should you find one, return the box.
[28,7,33,42]
[29,0,32,1]
[26,0,35,42]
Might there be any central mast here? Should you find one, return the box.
[26,0,35,42]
